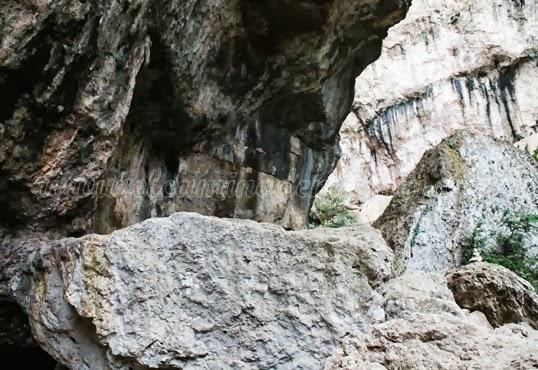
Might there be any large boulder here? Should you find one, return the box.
[326,272,538,369]
[447,262,538,329]
[12,212,393,369]
[374,130,538,274]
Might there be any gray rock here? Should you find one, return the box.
[0,0,412,347]
[447,262,538,329]
[382,272,462,319]
[374,130,538,275]
[0,0,410,233]
[0,228,56,347]
[326,272,538,370]
[12,212,393,369]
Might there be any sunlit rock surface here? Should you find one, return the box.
[375,131,538,275]
[323,0,538,205]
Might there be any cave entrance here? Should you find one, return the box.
[93,34,206,233]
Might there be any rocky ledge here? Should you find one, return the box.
[327,269,538,370]
[12,213,538,368]
[0,0,410,233]
[12,212,392,369]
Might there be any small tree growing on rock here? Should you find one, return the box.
[310,191,357,228]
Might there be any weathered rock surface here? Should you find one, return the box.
[326,271,538,369]
[322,0,538,206]
[0,0,411,348]
[0,0,410,234]
[13,212,393,369]
[0,229,57,348]
[374,130,538,275]
[447,262,538,329]
[382,272,463,319]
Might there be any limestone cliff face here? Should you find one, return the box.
[0,0,410,236]
[323,0,538,204]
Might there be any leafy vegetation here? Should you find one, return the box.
[464,211,538,291]
[311,191,357,228]
[533,148,538,162]
[409,223,422,251]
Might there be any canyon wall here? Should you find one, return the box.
[323,0,538,205]
[0,0,411,237]
[0,0,411,354]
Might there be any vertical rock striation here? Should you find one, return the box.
[323,0,538,205]
[0,0,411,235]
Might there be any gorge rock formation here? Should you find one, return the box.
[4,1,538,368]
[447,262,538,329]
[375,131,538,275]
[12,212,393,369]
[15,212,538,369]
[326,270,538,370]
[0,0,411,352]
[0,0,410,235]
[322,0,538,206]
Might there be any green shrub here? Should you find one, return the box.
[464,211,538,291]
[311,191,357,228]
[533,148,538,162]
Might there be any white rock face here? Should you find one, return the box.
[375,131,538,275]
[323,0,538,205]
[516,133,538,154]
[356,195,393,224]
[12,212,393,370]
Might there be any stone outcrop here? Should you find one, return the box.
[326,271,538,369]
[374,130,538,275]
[0,0,410,234]
[12,212,393,369]
[447,262,538,329]
[13,213,538,369]
[5,1,538,368]
[0,0,411,349]
[322,0,538,206]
